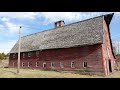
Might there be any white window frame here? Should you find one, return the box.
[43,62,46,68]
[36,51,39,57]
[13,54,16,58]
[23,53,25,58]
[60,62,64,68]
[71,61,75,68]
[28,52,31,57]
[51,62,55,68]
[22,62,24,67]
[83,62,87,68]
[36,62,39,67]
[28,62,30,67]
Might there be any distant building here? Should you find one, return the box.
[9,13,116,75]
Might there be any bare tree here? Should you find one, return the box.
[112,40,118,55]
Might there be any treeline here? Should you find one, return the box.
[0,53,8,60]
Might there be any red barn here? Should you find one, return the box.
[9,13,116,75]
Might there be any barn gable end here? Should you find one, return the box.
[101,13,116,75]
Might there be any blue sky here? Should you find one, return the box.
[0,12,120,54]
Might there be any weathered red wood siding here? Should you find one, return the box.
[9,44,103,72]
[101,19,115,75]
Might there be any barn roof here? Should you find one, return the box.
[9,13,114,53]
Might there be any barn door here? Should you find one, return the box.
[108,60,112,72]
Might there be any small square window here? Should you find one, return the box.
[28,62,30,67]
[36,51,39,57]
[60,62,64,68]
[83,62,87,68]
[23,53,25,58]
[28,52,31,57]
[71,61,75,68]
[13,54,16,58]
[36,62,39,67]
[22,62,24,67]
[51,62,55,68]
[43,62,46,68]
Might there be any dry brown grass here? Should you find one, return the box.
[0,60,9,68]
[0,68,105,78]
[0,67,120,78]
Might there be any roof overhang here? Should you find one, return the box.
[104,13,114,26]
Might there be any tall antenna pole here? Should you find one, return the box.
[17,26,22,74]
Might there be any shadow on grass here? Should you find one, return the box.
[75,69,105,77]
[2,68,17,75]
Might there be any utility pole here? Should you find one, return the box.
[17,26,22,74]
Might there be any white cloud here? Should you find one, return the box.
[0,25,4,30]
[115,12,120,16]
[40,12,80,22]
[39,12,82,25]
[113,12,120,20]
[1,17,10,22]
[0,40,16,54]
[0,12,39,20]
[112,40,120,54]
[0,21,23,34]
[0,12,40,34]
[0,18,25,34]
[4,21,22,33]
[0,12,118,26]
[23,12,40,19]
[38,12,114,25]
[0,12,118,24]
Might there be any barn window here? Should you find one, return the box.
[43,62,46,68]
[22,62,24,67]
[71,61,75,68]
[28,62,30,67]
[83,62,87,68]
[36,51,39,57]
[28,52,31,57]
[23,53,25,58]
[51,62,55,68]
[13,54,16,58]
[36,62,39,67]
[60,62,64,68]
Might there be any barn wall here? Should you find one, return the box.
[9,44,103,72]
[101,19,115,75]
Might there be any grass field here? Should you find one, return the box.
[0,68,120,78]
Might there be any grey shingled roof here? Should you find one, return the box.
[9,13,113,53]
